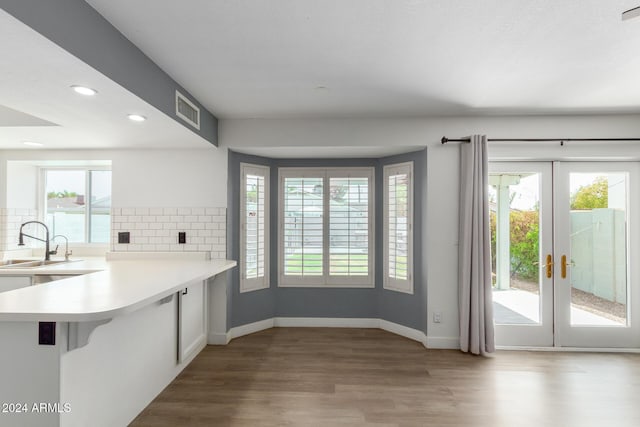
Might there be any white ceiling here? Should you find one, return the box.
[3,1,640,153]
[0,9,212,150]
[87,0,640,119]
[0,105,56,127]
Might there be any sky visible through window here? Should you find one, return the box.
[45,169,111,243]
[46,170,110,200]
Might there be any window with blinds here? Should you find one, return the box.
[329,177,369,277]
[279,168,374,287]
[282,176,324,277]
[384,162,414,294]
[240,163,270,293]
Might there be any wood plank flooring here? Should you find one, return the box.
[131,328,640,427]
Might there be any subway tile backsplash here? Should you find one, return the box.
[0,208,38,251]
[111,207,227,259]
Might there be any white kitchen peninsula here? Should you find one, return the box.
[0,255,236,427]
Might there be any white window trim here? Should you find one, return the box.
[240,163,270,293]
[383,162,414,294]
[278,167,375,288]
[39,166,112,246]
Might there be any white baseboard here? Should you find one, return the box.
[221,317,429,346]
[379,319,427,345]
[214,322,640,353]
[425,336,460,349]
[207,332,230,345]
[496,345,640,353]
[228,318,275,341]
[274,317,379,328]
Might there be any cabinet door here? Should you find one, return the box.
[0,276,32,293]
[177,280,206,363]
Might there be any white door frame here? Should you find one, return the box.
[490,162,554,347]
[491,161,640,348]
[553,162,640,348]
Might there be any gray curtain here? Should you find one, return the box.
[458,134,495,355]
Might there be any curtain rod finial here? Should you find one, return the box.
[441,137,449,144]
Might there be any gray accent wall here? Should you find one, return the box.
[377,150,428,332]
[227,149,427,333]
[2,0,218,145]
[227,151,276,329]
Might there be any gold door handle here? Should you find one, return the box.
[561,255,569,279]
[534,254,553,278]
[544,254,553,279]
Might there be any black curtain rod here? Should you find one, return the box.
[441,137,640,145]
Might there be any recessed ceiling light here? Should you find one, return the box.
[71,85,98,96]
[22,141,43,147]
[127,114,147,122]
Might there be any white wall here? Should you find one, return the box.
[221,114,640,346]
[220,114,640,152]
[111,148,227,207]
[0,147,227,209]
[6,162,37,209]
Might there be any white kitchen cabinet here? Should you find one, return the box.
[0,276,32,293]
[177,279,207,363]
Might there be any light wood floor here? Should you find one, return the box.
[131,328,640,427]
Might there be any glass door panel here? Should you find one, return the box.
[569,172,627,327]
[490,163,553,347]
[554,163,640,348]
[490,173,541,324]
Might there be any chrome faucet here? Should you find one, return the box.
[52,235,72,261]
[18,221,56,261]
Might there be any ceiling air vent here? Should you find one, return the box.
[175,91,200,130]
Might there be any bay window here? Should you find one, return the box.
[278,167,374,287]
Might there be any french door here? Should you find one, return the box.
[490,161,640,348]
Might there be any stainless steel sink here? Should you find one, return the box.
[0,259,34,266]
[32,274,81,285]
[21,260,67,267]
[0,259,69,268]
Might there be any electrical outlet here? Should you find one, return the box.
[118,231,130,244]
[178,232,186,244]
[433,312,443,323]
[39,322,56,345]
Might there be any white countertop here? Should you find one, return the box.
[0,257,236,322]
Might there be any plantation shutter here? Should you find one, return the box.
[327,172,373,285]
[240,163,269,292]
[282,176,324,279]
[384,162,414,294]
[279,168,374,287]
